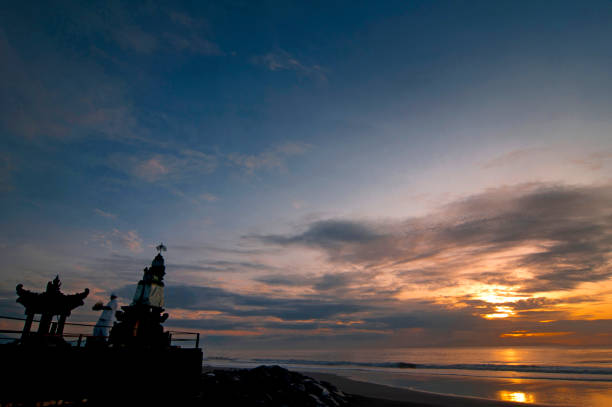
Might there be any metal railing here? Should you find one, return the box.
[0,315,200,348]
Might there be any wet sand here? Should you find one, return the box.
[306,372,559,407]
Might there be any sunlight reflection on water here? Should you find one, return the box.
[209,347,612,406]
[498,390,536,403]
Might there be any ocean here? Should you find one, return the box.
[203,347,612,406]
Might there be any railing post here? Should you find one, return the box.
[21,313,34,341]
[77,334,83,347]
[195,332,200,349]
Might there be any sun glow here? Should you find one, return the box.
[469,284,530,319]
[474,286,525,304]
[484,306,516,319]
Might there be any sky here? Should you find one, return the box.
[1,0,611,351]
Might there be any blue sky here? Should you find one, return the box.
[1,1,611,350]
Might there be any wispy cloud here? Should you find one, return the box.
[93,208,117,219]
[161,9,221,55]
[572,149,612,171]
[109,149,217,183]
[227,142,311,174]
[113,25,158,53]
[0,28,141,141]
[0,3,223,142]
[482,148,548,169]
[78,3,222,56]
[171,260,274,274]
[252,49,327,81]
[93,229,143,253]
[199,193,219,202]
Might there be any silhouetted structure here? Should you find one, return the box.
[15,275,89,345]
[3,244,202,406]
[110,244,171,347]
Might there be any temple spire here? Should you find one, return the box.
[110,243,170,347]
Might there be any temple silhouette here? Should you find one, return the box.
[16,275,89,346]
[110,244,171,348]
[1,245,203,405]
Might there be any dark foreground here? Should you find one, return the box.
[200,367,553,407]
[0,344,203,406]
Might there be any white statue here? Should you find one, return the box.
[92,294,118,338]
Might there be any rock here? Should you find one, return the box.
[200,365,350,406]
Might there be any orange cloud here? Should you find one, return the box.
[500,331,573,338]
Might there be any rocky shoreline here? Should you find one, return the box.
[198,366,553,407]
[200,365,351,406]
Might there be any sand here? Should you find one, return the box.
[306,372,559,407]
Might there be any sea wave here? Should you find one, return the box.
[204,356,612,375]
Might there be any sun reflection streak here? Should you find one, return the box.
[498,390,536,403]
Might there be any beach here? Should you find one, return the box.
[307,372,557,407]
[202,346,612,406]
[200,366,558,406]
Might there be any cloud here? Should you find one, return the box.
[199,193,219,202]
[253,183,612,293]
[255,272,357,291]
[118,230,143,253]
[252,50,327,81]
[227,142,311,174]
[115,284,366,322]
[113,25,158,53]
[109,149,217,183]
[572,149,612,171]
[133,157,170,181]
[0,3,223,142]
[0,28,141,141]
[170,260,274,273]
[76,3,222,56]
[161,9,222,55]
[256,274,314,287]
[257,220,383,247]
[93,229,143,253]
[162,32,221,55]
[482,148,547,169]
[93,208,117,219]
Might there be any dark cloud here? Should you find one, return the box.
[255,272,359,291]
[168,318,247,332]
[364,309,488,332]
[313,273,354,291]
[257,220,383,247]
[117,284,367,322]
[254,183,612,293]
